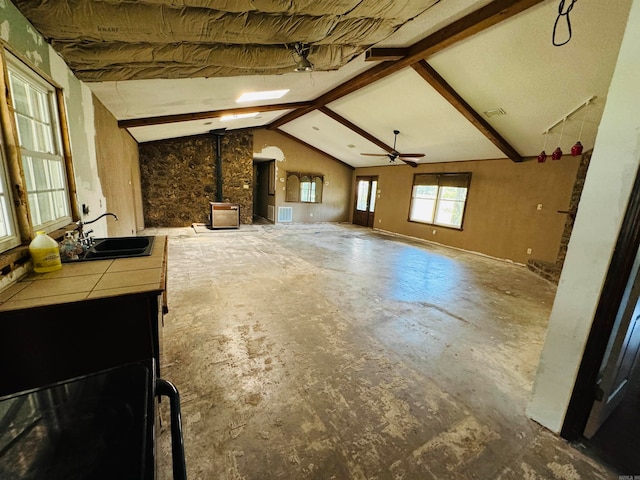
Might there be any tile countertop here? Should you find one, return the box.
[0,236,167,312]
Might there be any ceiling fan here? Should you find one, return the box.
[361,129,425,167]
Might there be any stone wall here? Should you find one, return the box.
[220,133,253,225]
[139,131,253,227]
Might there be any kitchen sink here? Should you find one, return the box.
[64,236,155,262]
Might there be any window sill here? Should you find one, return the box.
[0,223,76,277]
[407,219,464,232]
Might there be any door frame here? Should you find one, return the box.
[353,176,378,228]
[561,164,640,440]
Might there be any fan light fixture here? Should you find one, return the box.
[292,43,314,72]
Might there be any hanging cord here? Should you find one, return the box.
[553,0,578,46]
[577,100,589,140]
[558,117,566,146]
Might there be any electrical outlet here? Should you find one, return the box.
[527,248,532,254]
[378,219,382,223]
[432,230,437,235]
[537,203,543,210]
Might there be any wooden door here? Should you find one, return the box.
[584,257,640,438]
[353,176,378,227]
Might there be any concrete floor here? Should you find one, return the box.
[148,223,616,480]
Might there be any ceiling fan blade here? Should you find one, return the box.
[400,159,418,168]
[360,153,388,157]
[397,153,425,158]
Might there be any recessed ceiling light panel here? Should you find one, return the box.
[484,108,507,118]
[236,89,289,103]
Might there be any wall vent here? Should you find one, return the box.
[267,205,275,222]
[278,206,293,223]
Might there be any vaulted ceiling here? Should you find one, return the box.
[12,0,634,168]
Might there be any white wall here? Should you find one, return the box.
[49,52,109,238]
[527,0,640,431]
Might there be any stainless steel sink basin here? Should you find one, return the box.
[64,236,155,262]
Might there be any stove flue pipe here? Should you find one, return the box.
[210,129,225,202]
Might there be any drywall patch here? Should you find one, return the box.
[255,145,284,162]
[0,20,9,41]
[49,47,107,235]
[0,0,51,76]
[26,24,42,45]
[25,50,43,68]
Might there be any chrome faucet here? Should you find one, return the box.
[76,212,118,247]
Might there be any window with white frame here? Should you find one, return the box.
[409,173,471,229]
[7,56,70,233]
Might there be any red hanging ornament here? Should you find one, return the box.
[538,151,547,163]
[571,141,583,156]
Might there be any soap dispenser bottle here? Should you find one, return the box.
[29,231,62,272]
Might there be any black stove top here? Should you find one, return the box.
[0,362,153,480]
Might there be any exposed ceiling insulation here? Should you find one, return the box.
[13,0,441,81]
[8,0,634,168]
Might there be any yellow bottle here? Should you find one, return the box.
[29,231,62,273]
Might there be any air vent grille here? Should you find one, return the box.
[278,207,293,223]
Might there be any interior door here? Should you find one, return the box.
[584,250,640,438]
[353,176,378,227]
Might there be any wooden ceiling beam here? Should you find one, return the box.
[268,0,544,129]
[318,107,393,154]
[412,60,522,162]
[118,101,312,129]
[365,48,407,62]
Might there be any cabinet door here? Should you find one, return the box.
[0,294,156,396]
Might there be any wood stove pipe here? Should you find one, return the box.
[210,129,225,202]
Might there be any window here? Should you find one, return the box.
[7,56,70,233]
[409,173,471,229]
[285,172,323,203]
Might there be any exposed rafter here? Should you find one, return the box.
[411,60,523,162]
[364,48,407,62]
[268,0,544,163]
[318,107,394,154]
[118,102,313,129]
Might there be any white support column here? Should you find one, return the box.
[527,0,640,432]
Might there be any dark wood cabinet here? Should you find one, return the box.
[0,291,164,397]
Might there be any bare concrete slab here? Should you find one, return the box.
[152,224,616,480]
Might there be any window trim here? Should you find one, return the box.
[408,172,471,230]
[7,54,71,233]
[0,47,79,259]
[285,171,324,204]
[0,135,20,251]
